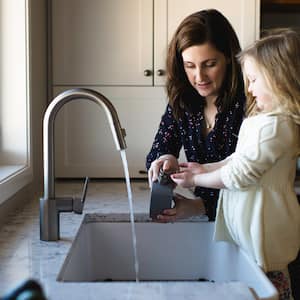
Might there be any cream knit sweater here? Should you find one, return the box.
[215,113,300,272]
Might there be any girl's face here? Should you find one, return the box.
[244,57,273,112]
[182,43,228,102]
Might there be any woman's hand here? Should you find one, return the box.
[148,154,179,188]
[156,194,205,223]
[171,170,195,188]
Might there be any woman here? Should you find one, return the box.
[146,9,245,221]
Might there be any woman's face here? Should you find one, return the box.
[182,43,228,102]
[243,57,273,112]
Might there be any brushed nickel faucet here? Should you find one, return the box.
[40,88,127,241]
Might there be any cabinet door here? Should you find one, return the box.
[52,0,153,85]
[153,0,168,86]
[165,0,259,49]
[54,86,167,178]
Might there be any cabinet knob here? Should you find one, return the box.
[156,69,165,76]
[144,69,152,77]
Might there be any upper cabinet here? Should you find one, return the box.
[164,0,259,49]
[52,0,153,86]
[51,0,260,87]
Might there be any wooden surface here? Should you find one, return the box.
[262,0,300,12]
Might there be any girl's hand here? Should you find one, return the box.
[171,171,195,188]
[179,162,207,174]
[155,194,205,223]
[148,154,178,188]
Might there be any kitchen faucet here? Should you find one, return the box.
[40,88,127,241]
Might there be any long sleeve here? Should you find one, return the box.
[220,114,298,190]
[146,105,182,169]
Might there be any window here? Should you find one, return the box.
[0,0,32,204]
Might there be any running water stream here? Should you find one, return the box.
[120,149,140,282]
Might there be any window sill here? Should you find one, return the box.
[0,165,32,205]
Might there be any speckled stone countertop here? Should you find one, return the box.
[0,180,259,300]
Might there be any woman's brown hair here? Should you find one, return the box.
[166,9,243,119]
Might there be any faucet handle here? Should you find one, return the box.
[73,177,89,214]
[81,177,89,204]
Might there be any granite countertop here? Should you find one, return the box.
[0,180,258,300]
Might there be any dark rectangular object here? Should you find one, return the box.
[149,181,173,219]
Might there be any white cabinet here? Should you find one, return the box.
[166,0,260,48]
[52,0,153,86]
[52,0,259,87]
[50,0,260,178]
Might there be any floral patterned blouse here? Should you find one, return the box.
[146,96,245,220]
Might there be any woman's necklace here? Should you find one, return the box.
[203,104,217,130]
[205,120,214,129]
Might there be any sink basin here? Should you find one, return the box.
[57,214,277,300]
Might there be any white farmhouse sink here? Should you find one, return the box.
[57,214,277,300]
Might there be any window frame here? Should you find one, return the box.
[0,0,32,205]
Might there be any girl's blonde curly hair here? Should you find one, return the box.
[238,28,300,125]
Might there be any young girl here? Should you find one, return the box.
[171,29,300,300]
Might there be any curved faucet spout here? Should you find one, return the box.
[43,88,126,199]
[40,88,127,241]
